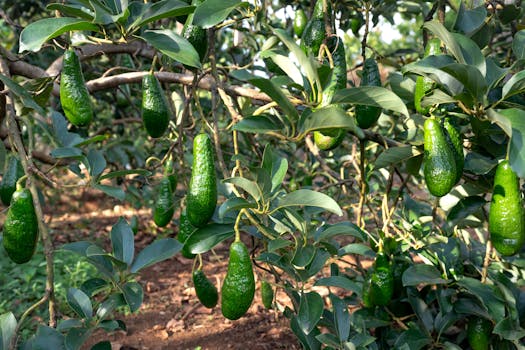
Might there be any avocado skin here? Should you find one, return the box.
[177,211,196,259]
[183,0,208,64]
[423,118,457,197]
[299,0,327,57]
[293,8,307,37]
[153,177,175,227]
[467,318,492,350]
[0,156,24,206]
[489,160,525,256]
[443,118,464,184]
[261,281,274,309]
[3,188,39,264]
[314,128,345,151]
[193,269,218,308]
[363,253,394,307]
[60,49,93,127]
[414,38,441,114]
[186,133,217,228]
[356,58,382,129]
[141,73,170,138]
[221,241,255,320]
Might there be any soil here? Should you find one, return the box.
[47,189,301,350]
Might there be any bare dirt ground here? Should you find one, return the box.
[48,189,300,350]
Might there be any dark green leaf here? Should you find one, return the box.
[218,197,257,218]
[393,326,432,350]
[454,4,487,35]
[274,189,343,216]
[30,326,65,350]
[46,4,95,20]
[250,78,299,122]
[268,238,292,252]
[223,177,262,201]
[64,327,91,350]
[447,196,486,224]
[298,105,362,139]
[493,317,525,341]
[292,244,316,267]
[130,238,182,273]
[139,30,201,68]
[122,282,143,312]
[502,70,525,99]
[0,74,45,115]
[315,222,367,242]
[93,184,126,201]
[91,341,112,350]
[314,276,361,294]
[457,277,506,322]
[87,149,106,179]
[374,146,422,170]
[440,63,487,102]
[338,243,374,257]
[330,294,350,343]
[297,292,324,334]
[332,87,409,118]
[186,223,234,254]
[402,265,449,286]
[193,0,242,28]
[464,152,498,175]
[290,316,321,350]
[110,217,135,266]
[56,319,83,332]
[19,18,99,53]
[261,145,288,193]
[50,147,83,159]
[98,169,152,181]
[233,115,283,133]
[67,288,93,319]
[128,0,194,31]
[513,30,525,60]
[81,278,108,297]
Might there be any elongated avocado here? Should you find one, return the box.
[153,177,175,227]
[177,210,196,259]
[221,241,255,320]
[141,73,170,138]
[443,118,464,184]
[355,58,382,129]
[300,0,328,57]
[60,49,93,127]
[467,318,492,350]
[193,269,218,308]
[3,188,39,264]
[261,280,274,309]
[489,160,525,256]
[186,133,217,227]
[0,156,24,206]
[414,38,441,114]
[362,253,393,307]
[293,8,308,37]
[182,0,208,64]
[423,118,457,197]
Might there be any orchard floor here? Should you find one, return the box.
[49,190,301,350]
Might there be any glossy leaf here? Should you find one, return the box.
[233,115,283,134]
[93,184,126,201]
[122,282,143,312]
[374,146,422,169]
[298,105,361,139]
[513,30,525,60]
[65,327,91,350]
[0,312,16,350]
[338,243,374,257]
[250,78,299,122]
[87,149,107,179]
[223,177,262,201]
[261,145,288,193]
[110,217,135,266]
[314,276,361,294]
[423,21,465,64]
[297,292,324,334]
[502,70,525,99]
[218,197,257,218]
[332,86,409,118]
[186,223,235,254]
[193,0,242,28]
[130,238,182,273]
[139,30,201,69]
[128,0,194,30]
[274,189,343,216]
[457,277,506,322]
[0,74,45,115]
[19,18,99,53]
[330,294,350,343]
[440,63,487,101]
[402,265,449,286]
[447,196,486,224]
[30,326,65,350]
[90,341,112,350]
[67,288,93,319]
[46,3,95,20]
[454,3,487,35]
[290,316,322,350]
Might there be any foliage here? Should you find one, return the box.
[1,0,525,349]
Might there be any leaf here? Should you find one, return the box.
[128,0,194,31]
[30,326,65,350]
[464,152,498,175]
[67,288,93,319]
[402,265,449,286]
[122,282,143,312]
[314,276,361,294]
[493,317,525,341]
[502,70,525,99]
[315,222,367,242]
[447,196,486,224]
[292,244,316,267]
[0,74,45,115]
[338,243,374,257]
[486,108,525,178]
[261,144,288,193]
[440,63,487,102]
[274,189,343,216]
[249,78,299,122]
[139,29,201,69]
[218,197,257,218]
[186,223,235,254]
[130,238,182,273]
[374,146,422,169]
[87,149,107,179]
[513,30,525,60]
[233,115,283,134]
[402,55,463,95]
[90,341,112,350]
[457,277,506,322]
[423,21,465,64]
[50,147,83,159]
[193,0,243,28]
[93,184,126,201]
[223,177,262,201]
[297,292,324,334]
[298,105,362,139]
[330,294,350,343]
[110,217,135,266]
[268,238,292,252]
[56,319,83,332]
[96,294,126,320]
[46,4,95,21]
[0,312,16,350]
[65,327,91,350]
[262,50,305,86]
[98,169,152,181]
[80,278,108,297]
[454,4,487,35]
[19,18,99,53]
[290,316,322,350]
[332,86,409,118]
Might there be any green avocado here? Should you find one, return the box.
[355,58,382,129]
[177,210,196,259]
[193,269,218,308]
[186,133,217,228]
[0,156,24,206]
[2,188,39,264]
[313,128,345,151]
[60,49,93,127]
[414,38,441,114]
[261,280,274,309]
[363,253,394,307]
[423,118,457,197]
[293,8,308,37]
[183,0,208,65]
[489,160,525,256]
[300,0,329,57]
[467,318,492,350]
[153,177,175,227]
[221,241,255,320]
[443,117,464,184]
[141,73,170,138]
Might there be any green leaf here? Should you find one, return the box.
[19,18,99,53]
[139,29,201,69]
[457,277,506,322]
[81,278,108,297]
[110,217,135,266]
[464,152,498,175]
[128,0,194,31]
[447,196,486,224]
[274,189,343,216]
[56,319,83,332]
[87,149,106,179]
[332,87,409,118]
[233,115,283,134]
[268,238,292,252]
[393,326,432,350]
[218,197,257,218]
[0,74,45,115]
[192,0,242,28]
[290,315,322,350]
[50,147,83,159]
[298,105,362,139]
[90,341,112,350]
[374,146,422,169]
[223,177,262,201]
[338,243,374,257]
[297,292,324,334]
[122,282,143,312]
[30,326,65,350]
[261,144,288,193]
[330,294,350,343]
[250,78,299,122]
[486,108,525,178]
[493,317,525,341]
[93,184,125,201]
[0,312,16,350]
[67,288,93,319]
[502,70,525,99]
[402,265,449,286]
[440,63,487,102]
[130,238,182,273]
[98,169,152,181]
[402,55,462,95]
[314,276,361,294]
[513,30,525,60]
[292,244,316,267]
[65,327,91,350]
[452,33,486,76]
[423,21,465,64]
[46,4,95,21]
[262,50,305,86]
[186,223,234,254]
[454,4,487,35]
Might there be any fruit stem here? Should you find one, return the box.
[15,174,27,191]
[149,55,158,75]
[357,140,367,228]
[234,209,244,242]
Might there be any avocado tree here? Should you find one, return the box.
[1,0,525,349]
